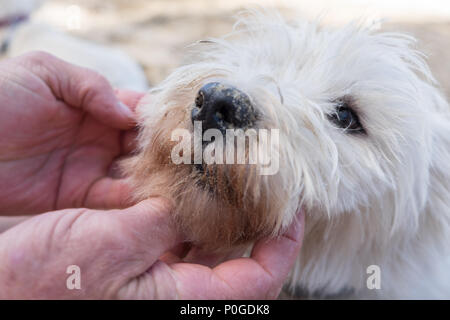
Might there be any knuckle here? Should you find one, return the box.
[82,69,110,90]
[77,69,112,102]
[24,51,56,65]
[17,51,59,85]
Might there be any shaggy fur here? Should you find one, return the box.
[123,10,450,299]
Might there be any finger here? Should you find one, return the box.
[0,216,31,233]
[111,198,182,271]
[210,210,305,299]
[248,210,305,296]
[79,197,181,292]
[115,89,146,112]
[21,198,181,297]
[25,51,136,130]
[130,210,305,300]
[84,177,136,209]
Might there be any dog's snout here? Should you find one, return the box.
[191,82,256,132]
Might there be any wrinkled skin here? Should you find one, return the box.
[0,52,139,215]
[0,52,304,299]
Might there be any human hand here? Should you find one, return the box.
[0,199,304,299]
[0,51,144,215]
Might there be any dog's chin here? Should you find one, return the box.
[173,161,279,251]
[123,153,276,251]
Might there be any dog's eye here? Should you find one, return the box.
[329,98,365,134]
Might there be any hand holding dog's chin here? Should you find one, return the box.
[0,199,304,299]
[0,51,144,216]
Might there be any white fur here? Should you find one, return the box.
[0,0,43,18]
[0,0,149,91]
[139,10,450,299]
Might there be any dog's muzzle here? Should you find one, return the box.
[191,82,257,133]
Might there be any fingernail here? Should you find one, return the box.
[118,102,135,120]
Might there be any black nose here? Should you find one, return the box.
[191,82,256,132]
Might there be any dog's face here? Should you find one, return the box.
[124,12,443,250]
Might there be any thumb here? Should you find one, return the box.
[114,198,182,262]
[23,51,136,130]
[108,197,181,271]
[76,198,182,295]
[0,198,180,299]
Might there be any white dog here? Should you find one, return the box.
[0,0,148,91]
[122,10,450,299]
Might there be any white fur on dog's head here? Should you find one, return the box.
[125,11,450,298]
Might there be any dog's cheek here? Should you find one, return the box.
[124,157,285,250]
[124,99,289,249]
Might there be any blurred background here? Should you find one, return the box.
[1,0,449,96]
[0,0,449,299]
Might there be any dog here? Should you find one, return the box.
[0,0,148,91]
[121,10,450,299]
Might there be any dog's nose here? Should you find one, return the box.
[191,82,256,132]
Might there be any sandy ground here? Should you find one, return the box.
[31,0,450,98]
